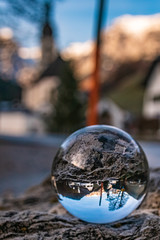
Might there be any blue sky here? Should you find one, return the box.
[1,0,160,49]
[55,0,160,49]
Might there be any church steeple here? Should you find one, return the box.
[42,2,52,37]
[41,1,55,68]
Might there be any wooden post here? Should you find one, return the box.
[87,0,106,126]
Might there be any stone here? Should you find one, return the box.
[0,210,159,240]
[0,166,159,239]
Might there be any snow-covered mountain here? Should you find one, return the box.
[62,14,160,80]
[103,14,160,62]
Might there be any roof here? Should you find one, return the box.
[42,22,52,37]
[143,56,160,87]
[41,2,53,37]
[34,55,66,84]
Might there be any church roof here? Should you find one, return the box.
[143,56,160,87]
[34,55,66,84]
[42,22,52,37]
[41,1,53,38]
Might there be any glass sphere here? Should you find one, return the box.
[51,125,149,224]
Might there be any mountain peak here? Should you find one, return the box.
[62,14,160,79]
[111,14,160,36]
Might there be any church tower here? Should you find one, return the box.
[41,1,55,68]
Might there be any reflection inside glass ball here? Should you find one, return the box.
[51,125,149,224]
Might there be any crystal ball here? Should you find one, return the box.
[51,125,149,224]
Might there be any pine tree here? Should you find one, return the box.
[46,61,85,133]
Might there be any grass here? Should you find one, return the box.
[107,73,145,116]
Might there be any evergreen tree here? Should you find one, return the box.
[46,61,85,133]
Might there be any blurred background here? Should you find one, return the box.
[0,0,160,195]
